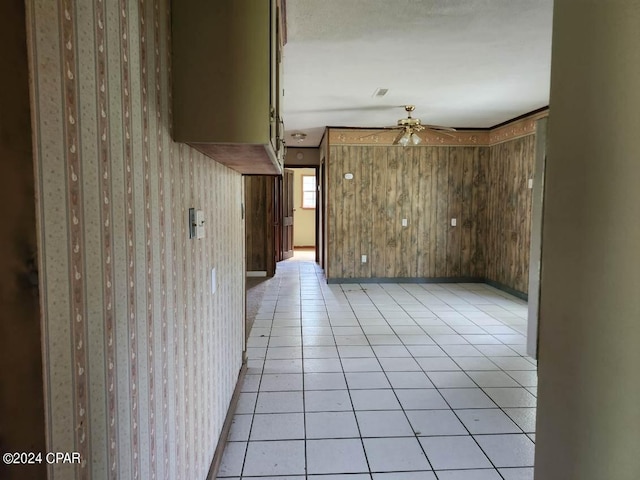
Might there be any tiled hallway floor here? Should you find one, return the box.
[218,258,537,480]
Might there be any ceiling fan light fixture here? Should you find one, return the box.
[410,132,422,145]
[291,132,307,142]
[398,130,411,147]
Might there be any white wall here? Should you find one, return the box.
[535,1,640,478]
[293,168,316,247]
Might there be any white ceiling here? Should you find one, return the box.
[282,0,553,147]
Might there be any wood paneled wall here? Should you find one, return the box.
[325,131,537,295]
[245,176,276,275]
[483,136,536,293]
[327,145,487,281]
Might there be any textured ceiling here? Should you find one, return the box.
[282,0,553,147]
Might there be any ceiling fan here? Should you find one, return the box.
[384,105,456,146]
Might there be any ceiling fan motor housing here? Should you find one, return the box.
[397,117,421,127]
[397,105,424,130]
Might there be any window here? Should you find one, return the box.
[301,175,316,209]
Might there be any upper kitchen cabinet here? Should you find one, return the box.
[172,0,285,175]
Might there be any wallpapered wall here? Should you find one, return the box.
[27,0,244,479]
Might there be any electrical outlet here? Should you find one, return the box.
[451,218,457,227]
[402,218,408,227]
[361,255,367,263]
[528,178,534,189]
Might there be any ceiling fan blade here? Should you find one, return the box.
[289,105,403,114]
[424,125,457,132]
[425,127,456,137]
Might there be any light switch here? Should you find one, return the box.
[361,255,367,263]
[189,208,206,239]
[402,218,408,227]
[195,210,205,238]
[528,178,534,189]
[451,218,457,227]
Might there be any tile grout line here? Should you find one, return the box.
[399,282,534,478]
[319,273,373,477]
[223,260,534,479]
[357,282,438,475]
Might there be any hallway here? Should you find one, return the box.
[218,258,537,479]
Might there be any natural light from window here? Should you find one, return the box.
[302,175,316,209]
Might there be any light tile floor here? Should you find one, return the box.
[218,257,537,480]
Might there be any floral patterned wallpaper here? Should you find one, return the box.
[27,0,245,478]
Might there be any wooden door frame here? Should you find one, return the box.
[527,117,547,359]
[281,169,295,260]
[284,164,320,262]
[273,175,282,264]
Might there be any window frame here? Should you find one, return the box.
[301,174,317,209]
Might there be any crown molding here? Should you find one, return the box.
[328,110,548,147]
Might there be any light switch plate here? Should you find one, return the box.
[528,178,534,189]
[361,255,367,263]
[402,218,408,227]
[451,218,457,227]
[189,208,206,239]
[195,210,205,239]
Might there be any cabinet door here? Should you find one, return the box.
[269,0,278,152]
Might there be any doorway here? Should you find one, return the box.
[289,167,317,260]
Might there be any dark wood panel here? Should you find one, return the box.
[342,146,356,278]
[472,146,488,278]
[327,144,484,281]
[428,149,438,277]
[371,148,387,277]
[461,147,475,276]
[324,135,535,293]
[385,147,399,277]
[327,146,342,277]
[414,149,429,276]
[408,149,420,278]
[190,143,281,175]
[435,148,449,277]
[0,2,47,476]
[484,135,536,293]
[447,147,463,277]
[244,176,276,275]
[358,146,373,278]
[396,148,410,277]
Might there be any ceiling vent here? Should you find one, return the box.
[372,88,389,97]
